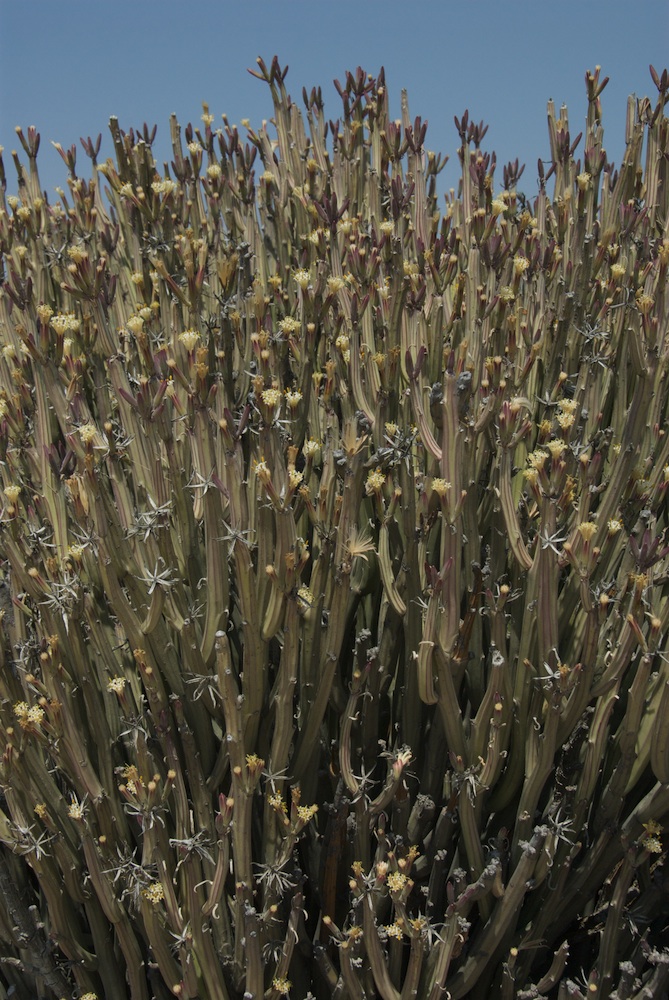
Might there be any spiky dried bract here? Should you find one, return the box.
[0,56,668,1000]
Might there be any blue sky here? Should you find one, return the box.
[1,0,668,201]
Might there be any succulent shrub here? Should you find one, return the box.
[0,56,669,1000]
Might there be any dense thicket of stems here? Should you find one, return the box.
[0,57,668,1000]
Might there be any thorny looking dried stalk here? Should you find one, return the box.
[0,55,668,1000]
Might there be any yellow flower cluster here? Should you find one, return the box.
[13,701,45,729]
[365,468,386,495]
[50,312,80,336]
[142,882,165,905]
[386,871,408,893]
[179,329,200,352]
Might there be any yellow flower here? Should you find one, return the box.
[302,439,321,460]
[107,677,127,695]
[254,460,271,486]
[126,315,144,335]
[365,468,386,495]
[3,485,21,504]
[151,179,177,197]
[386,871,408,893]
[556,411,575,431]
[278,316,300,334]
[68,799,85,821]
[527,450,549,470]
[78,423,98,445]
[179,329,200,352]
[577,522,597,543]
[245,754,265,777]
[285,389,303,409]
[297,585,314,612]
[431,478,451,498]
[293,269,311,290]
[326,275,345,294]
[142,882,165,905]
[636,292,654,315]
[261,388,282,409]
[25,706,45,727]
[50,312,80,336]
[272,978,292,996]
[513,254,530,276]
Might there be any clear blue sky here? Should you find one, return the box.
[1,0,667,201]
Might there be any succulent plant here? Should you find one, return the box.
[0,55,668,1000]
